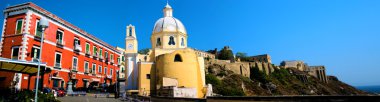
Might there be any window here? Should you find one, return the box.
[99,48,103,58]
[181,38,185,46]
[35,19,42,37]
[111,54,114,62]
[85,43,90,54]
[31,46,40,62]
[72,57,78,71]
[92,64,96,74]
[56,29,64,45]
[98,65,102,73]
[93,46,98,56]
[11,47,20,60]
[54,52,62,68]
[74,38,80,47]
[146,74,151,79]
[174,54,182,62]
[15,19,23,34]
[129,27,133,36]
[104,67,107,75]
[168,36,175,45]
[117,58,120,64]
[121,66,124,73]
[84,61,89,73]
[105,51,108,59]
[110,68,113,75]
[156,38,161,46]
[121,56,125,62]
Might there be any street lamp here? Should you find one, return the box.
[34,17,49,102]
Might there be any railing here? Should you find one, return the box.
[74,44,82,51]
[72,66,77,71]
[54,63,61,68]
[56,39,65,45]
[93,52,98,57]
[32,58,39,62]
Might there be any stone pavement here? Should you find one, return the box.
[57,93,122,102]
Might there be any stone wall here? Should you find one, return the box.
[206,60,277,77]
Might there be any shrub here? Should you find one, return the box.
[250,66,268,83]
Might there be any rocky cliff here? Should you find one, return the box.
[205,60,369,96]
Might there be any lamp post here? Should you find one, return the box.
[34,17,49,102]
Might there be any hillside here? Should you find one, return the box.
[205,60,369,96]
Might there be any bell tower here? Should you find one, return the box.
[125,24,138,53]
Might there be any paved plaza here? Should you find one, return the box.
[58,94,122,102]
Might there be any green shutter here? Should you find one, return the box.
[16,20,23,34]
[86,44,89,53]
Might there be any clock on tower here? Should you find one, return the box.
[125,24,138,53]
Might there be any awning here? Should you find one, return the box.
[0,57,48,75]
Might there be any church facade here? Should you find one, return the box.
[123,3,209,98]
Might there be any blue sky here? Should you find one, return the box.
[1,0,379,86]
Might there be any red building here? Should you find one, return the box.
[0,2,121,90]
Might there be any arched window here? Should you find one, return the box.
[174,54,182,62]
[168,36,175,45]
[181,38,185,46]
[156,38,161,46]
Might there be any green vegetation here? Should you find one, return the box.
[206,74,245,96]
[236,52,250,61]
[218,47,234,60]
[250,66,269,83]
[0,89,59,102]
[138,48,150,54]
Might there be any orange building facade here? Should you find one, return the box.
[0,2,121,90]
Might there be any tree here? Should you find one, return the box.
[235,52,247,58]
[218,46,234,60]
[138,48,150,54]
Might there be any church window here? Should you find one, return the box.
[174,54,182,62]
[156,38,161,46]
[168,36,175,45]
[181,38,184,46]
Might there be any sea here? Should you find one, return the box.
[356,85,380,94]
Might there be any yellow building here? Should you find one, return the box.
[123,3,208,98]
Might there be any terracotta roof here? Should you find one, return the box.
[4,2,119,53]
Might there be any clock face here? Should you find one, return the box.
[128,44,133,50]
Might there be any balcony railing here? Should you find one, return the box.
[32,58,39,62]
[93,52,98,58]
[54,63,61,69]
[72,66,78,72]
[74,44,82,52]
[56,40,65,45]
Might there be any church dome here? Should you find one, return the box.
[152,3,187,34]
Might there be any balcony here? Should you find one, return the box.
[84,69,89,74]
[56,40,65,48]
[85,51,91,57]
[99,56,104,61]
[74,44,82,52]
[71,66,78,72]
[106,75,112,79]
[32,58,39,62]
[93,53,98,58]
[54,63,61,69]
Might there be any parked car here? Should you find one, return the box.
[42,87,51,94]
[53,88,66,97]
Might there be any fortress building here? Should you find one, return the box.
[124,3,208,98]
